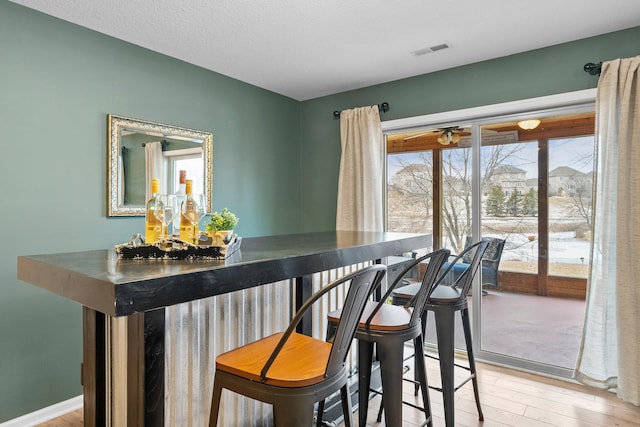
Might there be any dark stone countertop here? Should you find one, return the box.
[18,231,431,316]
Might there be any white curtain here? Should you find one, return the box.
[336,105,384,232]
[145,141,164,201]
[576,56,640,406]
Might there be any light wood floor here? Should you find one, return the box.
[37,361,639,427]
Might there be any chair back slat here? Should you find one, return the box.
[363,249,449,329]
[431,240,489,300]
[325,265,386,378]
[405,249,451,325]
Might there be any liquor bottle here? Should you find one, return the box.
[173,170,188,236]
[179,179,198,243]
[176,170,187,196]
[145,178,162,244]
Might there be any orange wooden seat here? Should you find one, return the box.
[215,332,332,387]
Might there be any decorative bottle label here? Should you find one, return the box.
[179,180,197,243]
[145,178,162,243]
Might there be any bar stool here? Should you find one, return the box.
[321,249,450,427]
[391,240,489,427]
[208,264,386,427]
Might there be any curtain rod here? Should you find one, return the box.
[584,62,602,76]
[333,102,390,119]
[141,140,168,150]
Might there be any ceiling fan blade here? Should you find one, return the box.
[401,125,496,143]
[402,130,439,141]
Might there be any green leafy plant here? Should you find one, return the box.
[206,208,239,232]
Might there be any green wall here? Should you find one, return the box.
[0,1,300,421]
[298,26,640,232]
[2,0,639,421]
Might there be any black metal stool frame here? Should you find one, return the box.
[321,248,450,427]
[391,240,489,427]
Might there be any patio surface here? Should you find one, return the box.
[421,290,586,369]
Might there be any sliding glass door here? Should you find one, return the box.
[477,120,594,371]
[385,99,595,377]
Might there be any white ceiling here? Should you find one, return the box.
[9,0,640,101]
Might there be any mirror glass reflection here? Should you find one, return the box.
[107,114,213,217]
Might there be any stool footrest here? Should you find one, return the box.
[368,386,429,413]
[426,373,476,394]
[424,351,472,372]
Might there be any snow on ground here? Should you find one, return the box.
[498,231,590,265]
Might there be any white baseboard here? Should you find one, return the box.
[1,396,82,427]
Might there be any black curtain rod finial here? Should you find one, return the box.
[584,62,602,76]
[333,102,390,119]
[141,140,168,151]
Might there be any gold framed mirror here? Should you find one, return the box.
[107,114,213,217]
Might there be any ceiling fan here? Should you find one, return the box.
[402,126,497,145]
[403,126,468,145]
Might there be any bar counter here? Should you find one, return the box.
[18,231,431,426]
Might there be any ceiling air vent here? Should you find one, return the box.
[411,43,450,56]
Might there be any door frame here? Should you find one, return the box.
[382,89,596,377]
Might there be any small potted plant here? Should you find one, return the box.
[206,208,239,246]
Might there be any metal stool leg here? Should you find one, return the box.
[358,340,374,427]
[413,334,433,427]
[208,377,224,427]
[461,307,483,421]
[340,384,354,427]
[376,395,384,422]
[316,399,325,426]
[377,338,405,427]
[433,307,456,427]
